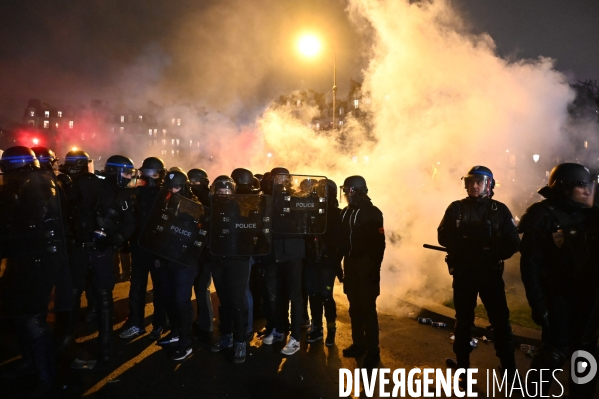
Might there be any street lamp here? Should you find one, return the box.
[297,34,337,129]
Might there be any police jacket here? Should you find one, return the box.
[438,196,520,266]
[305,203,342,269]
[132,185,162,240]
[340,197,385,266]
[518,193,599,310]
[69,173,135,247]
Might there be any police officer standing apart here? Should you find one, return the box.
[519,163,599,397]
[438,166,519,384]
[340,175,385,368]
[67,154,136,361]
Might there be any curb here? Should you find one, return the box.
[381,292,542,346]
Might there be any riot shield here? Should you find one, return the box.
[0,169,71,317]
[271,174,328,234]
[138,190,207,267]
[210,194,272,256]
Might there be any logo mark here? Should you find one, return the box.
[571,350,597,384]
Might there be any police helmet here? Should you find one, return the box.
[139,157,166,186]
[165,170,189,187]
[104,155,135,188]
[253,177,261,190]
[341,175,368,195]
[0,146,40,172]
[548,163,593,189]
[188,168,209,186]
[327,179,338,199]
[212,179,236,194]
[169,166,185,173]
[463,166,495,197]
[254,173,264,181]
[61,150,91,176]
[31,146,58,170]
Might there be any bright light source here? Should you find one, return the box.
[32,138,39,145]
[267,153,272,158]
[71,147,78,151]
[298,34,321,57]
[532,154,540,163]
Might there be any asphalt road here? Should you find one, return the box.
[0,279,594,399]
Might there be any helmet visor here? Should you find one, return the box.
[570,180,596,208]
[463,175,492,197]
[141,169,161,179]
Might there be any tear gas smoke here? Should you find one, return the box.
[258,0,577,305]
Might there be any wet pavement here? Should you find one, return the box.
[0,279,593,398]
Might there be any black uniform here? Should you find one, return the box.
[340,197,385,356]
[438,196,520,370]
[68,172,135,360]
[126,184,167,332]
[305,200,343,334]
[519,195,599,397]
[0,168,72,393]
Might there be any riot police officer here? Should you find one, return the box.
[262,167,306,356]
[188,168,211,206]
[305,179,343,346]
[209,177,254,363]
[438,166,520,384]
[519,163,599,397]
[67,154,136,361]
[0,146,72,395]
[340,175,385,368]
[156,170,204,361]
[120,157,168,340]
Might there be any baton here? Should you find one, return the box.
[423,244,448,252]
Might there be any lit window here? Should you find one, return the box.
[171,118,175,125]
[339,107,344,115]
[161,150,166,155]
[57,111,62,117]
[171,150,175,155]
[120,126,124,132]
[120,115,125,123]
[297,100,301,107]
[44,111,49,117]
[162,139,166,146]
[353,99,359,109]
[163,129,167,136]
[43,120,50,128]
[139,115,143,122]
[176,150,180,156]
[189,140,193,146]
[364,97,371,106]
[28,120,35,126]
[149,129,152,136]
[176,119,181,126]
[55,123,59,128]
[30,111,35,117]
[171,139,175,145]
[154,129,157,135]
[176,139,180,146]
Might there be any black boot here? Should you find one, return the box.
[97,290,114,361]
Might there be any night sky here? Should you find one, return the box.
[0,0,598,126]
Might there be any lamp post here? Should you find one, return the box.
[298,34,337,129]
